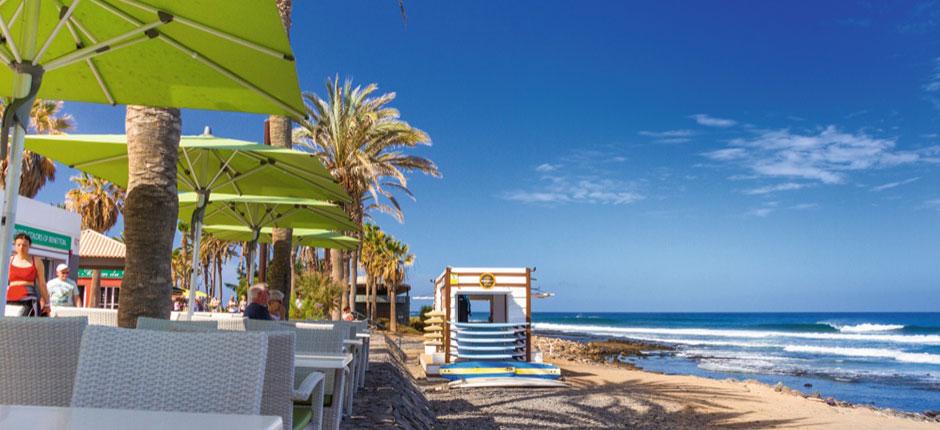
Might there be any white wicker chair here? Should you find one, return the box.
[329,321,367,390]
[0,317,87,406]
[217,316,247,331]
[290,323,347,430]
[260,331,303,430]
[138,317,309,429]
[51,307,118,326]
[71,326,268,415]
[291,321,366,392]
[245,319,295,332]
[136,317,218,332]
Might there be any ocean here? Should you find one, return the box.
[532,312,940,413]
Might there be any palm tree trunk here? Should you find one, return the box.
[202,259,208,292]
[216,257,223,302]
[258,243,268,282]
[366,273,375,321]
[388,285,397,332]
[370,279,376,320]
[330,249,343,320]
[323,248,331,274]
[348,249,358,316]
[266,0,294,306]
[88,270,101,308]
[289,246,296,320]
[119,106,180,328]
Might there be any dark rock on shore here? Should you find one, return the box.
[533,335,672,368]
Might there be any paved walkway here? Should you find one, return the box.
[345,334,439,430]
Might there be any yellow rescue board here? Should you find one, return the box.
[515,367,562,376]
[440,367,515,375]
[423,326,443,332]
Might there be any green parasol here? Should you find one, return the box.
[25,133,348,200]
[180,191,358,289]
[26,132,352,316]
[202,224,358,284]
[0,0,305,318]
[178,192,357,233]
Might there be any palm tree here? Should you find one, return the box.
[199,234,236,300]
[379,234,413,332]
[65,174,125,233]
[294,76,440,315]
[0,98,74,197]
[65,173,125,308]
[360,224,384,320]
[265,0,296,311]
[119,106,181,328]
[171,248,192,291]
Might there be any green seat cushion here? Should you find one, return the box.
[292,405,313,430]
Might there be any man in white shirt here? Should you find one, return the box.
[46,264,81,307]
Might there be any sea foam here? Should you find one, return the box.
[533,322,940,345]
[824,322,906,333]
[783,345,940,365]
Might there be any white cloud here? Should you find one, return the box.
[745,201,816,217]
[743,182,807,195]
[535,163,559,173]
[921,199,940,210]
[503,176,644,206]
[690,114,737,128]
[639,130,695,143]
[871,177,919,192]
[705,126,918,185]
[790,203,819,210]
[502,191,567,204]
[706,148,747,161]
[926,57,940,93]
[746,207,775,217]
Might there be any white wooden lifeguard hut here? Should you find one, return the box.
[432,267,533,363]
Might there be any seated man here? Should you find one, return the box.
[243,283,272,320]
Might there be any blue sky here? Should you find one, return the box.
[34,1,940,311]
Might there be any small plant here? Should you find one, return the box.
[290,270,342,320]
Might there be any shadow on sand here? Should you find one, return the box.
[426,376,816,430]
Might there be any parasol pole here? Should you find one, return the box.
[0,0,42,318]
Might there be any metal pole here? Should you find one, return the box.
[0,0,41,319]
[185,191,208,319]
[246,240,256,285]
[245,228,260,285]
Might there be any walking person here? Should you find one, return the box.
[46,264,81,307]
[6,233,49,316]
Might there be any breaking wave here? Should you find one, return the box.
[533,322,940,345]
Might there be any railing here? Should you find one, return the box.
[383,332,407,363]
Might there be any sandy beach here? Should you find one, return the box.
[366,334,940,429]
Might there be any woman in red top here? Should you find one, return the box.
[7,233,49,316]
